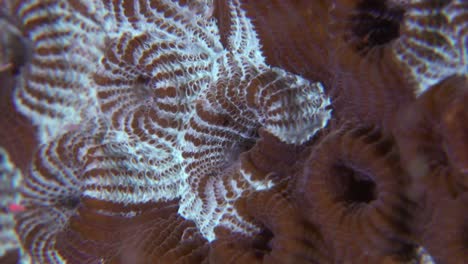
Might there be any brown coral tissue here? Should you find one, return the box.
[394,75,468,200]
[297,125,419,262]
[420,193,468,264]
[0,0,467,264]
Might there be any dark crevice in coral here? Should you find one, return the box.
[134,75,152,97]
[332,162,377,204]
[373,137,395,156]
[223,137,257,169]
[251,227,274,258]
[4,35,30,76]
[239,137,257,153]
[348,0,405,54]
[423,0,452,9]
[58,195,81,209]
[462,219,468,248]
[426,144,449,170]
[0,8,32,76]
[349,125,375,139]
[295,219,329,262]
[393,201,416,233]
[388,243,420,262]
[362,127,383,144]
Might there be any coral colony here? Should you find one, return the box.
[0,0,466,263]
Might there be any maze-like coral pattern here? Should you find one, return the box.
[9,0,104,143]
[394,0,468,95]
[0,148,24,262]
[1,0,332,262]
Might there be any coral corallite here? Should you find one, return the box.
[0,0,466,263]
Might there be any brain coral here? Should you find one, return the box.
[0,0,466,263]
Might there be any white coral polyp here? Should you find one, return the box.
[262,76,332,145]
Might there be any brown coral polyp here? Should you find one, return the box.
[420,193,468,264]
[209,128,332,263]
[325,0,414,129]
[394,75,468,200]
[58,199,209,264]
[299,125,417,262]
[211,185,333,264]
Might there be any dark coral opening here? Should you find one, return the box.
[389,243,420,262]
[331,162,377,205]
[348,0,405,54]
[58,195,81,209]
[251,227,274,259]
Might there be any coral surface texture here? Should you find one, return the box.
[0,0,466,263]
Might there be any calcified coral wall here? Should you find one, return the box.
[0,0,466,263]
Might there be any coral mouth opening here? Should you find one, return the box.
[348,0,405,54]
[332,162,377,204]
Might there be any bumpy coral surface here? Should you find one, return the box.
[0,0,466,263]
